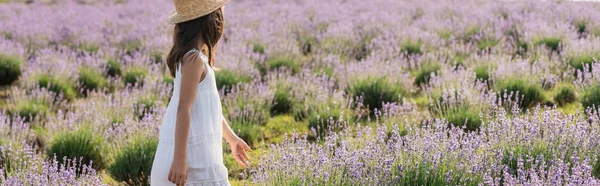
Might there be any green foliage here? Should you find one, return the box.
[123,67,148,86]
[150,51,163,64]
[307,108,353,140]
[108,137,158,186]
[515,40,529,56]
[593,156,600,179]
[474,65,490,82]
[225,99,271,146]
[230,122,262,147]
[575,20,588,35]
[445,108,481,132]
[438,30,453,41]
[0,141,28,177]
[451,53,468,68]
[1,32,12,39]
[553,85,578,107]
[313,66,335,78]
[78,67,107,93]
[462,26,480,42]
[106,59,122,77]
[79,42,99,53]
[215,69,250,90]
[270,87,296,116]
[263,115,308,144]
[134,97,156,120]
[119,39,142,54]
[252,43,265,54]
[10,100,50,122]
[265,56,300,75]
[47,128,106,171]
[36,74,77,100]
[400,40,423,56]
[496,78,547,110]
[568,53,599,73]
[298,34,316,55]
[396,162,482,186]
[162,74,174,85]
[477,38,499,51]
[535,37,562,52]
[0,54,22,86]
[351,36,372,61]
[582,84,600,111]
[414,63,441,87]
[501,143,554,176]
[347,77,403,114]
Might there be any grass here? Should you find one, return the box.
[495,78,547,111]
[395,162,482,186]
[270,87,296,116]
[108,137,158,186]
[400,40,423,56]
[414,63,441,87]
[134,96,157,120]
[264,56,300,75]
[552,84,578,107]
[105,59,122,77]
[47,128,106,172]
[78,67,107,94]
[535,37,562,52]
[474,65,490,82]
[581,84,600,111]
[36,74,77,101]
[123,67,148,86]
[477,37,500,51]
[346,77,403,115]
[215,69,250,91]
[0,54,22,86]
[567,53,599,73]
[9,100,50,122]
[444,108,482,132]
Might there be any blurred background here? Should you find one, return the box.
[1,0,600,185]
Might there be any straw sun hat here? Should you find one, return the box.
[167,0,229,24]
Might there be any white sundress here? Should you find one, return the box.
[151,49,230,186]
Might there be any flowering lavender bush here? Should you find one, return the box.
[1,0,600,185]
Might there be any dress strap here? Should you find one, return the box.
[185,48,201,56]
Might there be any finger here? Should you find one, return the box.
[235,155,247,167]
[241,150,250,161]
[244,144,252,152]
[238,153,248,162]
[168,171,172,182]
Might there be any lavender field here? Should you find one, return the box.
[1,0,600,185]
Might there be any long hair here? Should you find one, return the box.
[166,8,224,77]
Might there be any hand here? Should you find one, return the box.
[228,137,252,167]
[168,159,188,185]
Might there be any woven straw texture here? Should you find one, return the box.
[167,0,229,24]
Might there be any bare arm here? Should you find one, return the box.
[222,115,252,167]
[222,116,237,142]
[169,52,206,184]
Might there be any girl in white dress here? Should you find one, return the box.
[151,0,251,185]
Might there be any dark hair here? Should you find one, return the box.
[166,8,224,77]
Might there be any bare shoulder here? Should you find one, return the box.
[181,51,206,75]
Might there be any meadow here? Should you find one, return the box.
[1,0,600,185]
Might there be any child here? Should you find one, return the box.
[151,1,251,185]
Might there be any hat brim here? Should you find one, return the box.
[167,0,229,24]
